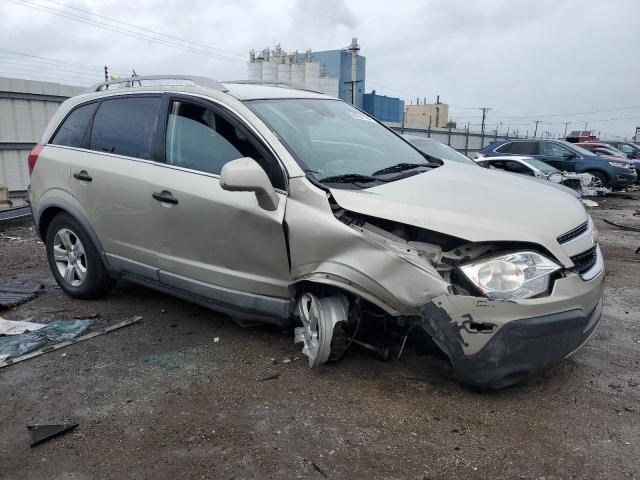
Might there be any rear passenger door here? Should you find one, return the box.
[66,94,165,274]
[151,96,291,299]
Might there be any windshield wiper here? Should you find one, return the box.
[319,173,388,184]
[372,162,429,176]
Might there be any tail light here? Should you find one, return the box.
[28,144,44,176]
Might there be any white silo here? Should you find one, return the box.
[248,61,262,81]
[277,62,291,82]
[291,63,304,85]
[262,60,276,81]
[304,61,320,91]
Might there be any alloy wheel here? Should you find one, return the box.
[52,228,87,287]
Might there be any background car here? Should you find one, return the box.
[402,135,478,166]
[478,139,636,190]
[476,156,606,197]
[591,141,640,181]
[577,142,628,158]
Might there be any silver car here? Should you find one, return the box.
[28,76,604,388]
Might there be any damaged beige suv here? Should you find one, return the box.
[29,76,604,388]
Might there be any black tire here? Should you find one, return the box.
[45,212,114,299]
[586,170,609,189]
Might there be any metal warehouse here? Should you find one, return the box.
[0,77,82,193]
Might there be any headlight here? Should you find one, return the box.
[459,251,561,299]
[608,161,629,168]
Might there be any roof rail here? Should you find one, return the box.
[88,75,228,93]
[223,80,323,95]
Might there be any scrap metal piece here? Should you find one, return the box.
[294,293,348,367]
[28,423,78,446]
[0,280,43,309]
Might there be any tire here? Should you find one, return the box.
[585,170,609,189]
[45,212,114,299]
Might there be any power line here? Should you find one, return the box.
[0,47,129,74]
[0,59,108,80]
[39,0,246,59]
[6,0,246,64]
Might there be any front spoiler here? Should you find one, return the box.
[419,299,603,389]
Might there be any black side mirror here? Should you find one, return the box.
[563,152,576,159]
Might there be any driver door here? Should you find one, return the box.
[538,142,577,171]
[151,96,291,299]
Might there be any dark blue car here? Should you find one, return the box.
[478,139,637,190]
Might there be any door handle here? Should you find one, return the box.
[73,170,92,182]
[152,190,179,205]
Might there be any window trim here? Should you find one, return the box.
[161,93,288,192]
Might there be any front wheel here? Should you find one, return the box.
[585,170,608,189]
[45,213,114,299]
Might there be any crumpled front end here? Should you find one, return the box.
[418,265,605,388]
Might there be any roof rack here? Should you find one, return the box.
[88,75,228,93]
[224,80,323,95]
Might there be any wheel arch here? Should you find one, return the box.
[37,198,112,272]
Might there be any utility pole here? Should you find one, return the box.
[435,106,440,128]
[346,38,360,105]
[104,65,108,82]
[478,107,491,136]
[533,120,541,138]
[563,122,569,138]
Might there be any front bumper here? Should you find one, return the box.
[418,267,605,389]
[609,171,637,189]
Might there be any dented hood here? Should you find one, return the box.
[329,162,588,262]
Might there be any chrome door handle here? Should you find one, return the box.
[73,170,92,182]
[152,191,178,205]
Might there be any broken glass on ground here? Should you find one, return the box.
[0,319,90,358]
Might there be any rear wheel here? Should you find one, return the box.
[45,213,113,299]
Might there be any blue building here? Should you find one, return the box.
[295,49,366,108]
[362,91,405,123]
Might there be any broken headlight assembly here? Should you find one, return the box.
[459,251,561,299]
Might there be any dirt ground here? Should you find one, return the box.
[0,193,639,480]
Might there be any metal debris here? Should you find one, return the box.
[28,423,78,446]
[0,317,46,335]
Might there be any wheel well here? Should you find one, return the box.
[38,206,65,239]
[585,169,610,179]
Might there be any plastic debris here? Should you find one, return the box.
[28,423,78,446]
[0,280,43,309]
[0,317,46,335]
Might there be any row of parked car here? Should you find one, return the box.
[477,139,639,190]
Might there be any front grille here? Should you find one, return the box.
[557,220,589,245]
[570,245,597,275]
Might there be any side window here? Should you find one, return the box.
[495,142,512,153]
[50,102,97,148]
[488,160,506,170]
[165,100,285,189]
[618,144,633,154]
[508,142,537,155]
[504,161,534,175]
[540,142,571,157]
[90,96,162,160]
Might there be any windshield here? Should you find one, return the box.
[407,138,476,165]
[561,141,597,157]
[246,99,435,182]
[521,158,560,173]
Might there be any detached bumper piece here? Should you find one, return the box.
[420,299,603,389]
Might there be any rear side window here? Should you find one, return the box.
[90,97,162,159]
[494,142,512,153]
[50,102,97,148]
[504,142,537,155]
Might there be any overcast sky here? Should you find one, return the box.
[2,0,639,138]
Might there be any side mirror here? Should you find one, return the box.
[220,157,279,211]
[563,152,576,159]
[548,172,563,183]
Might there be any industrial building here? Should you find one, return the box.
[362,91,404,123]
[0,77,82,193]
[404,98,450,128]
[248,38,366,108]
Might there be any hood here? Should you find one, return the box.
[329,162,588,264]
